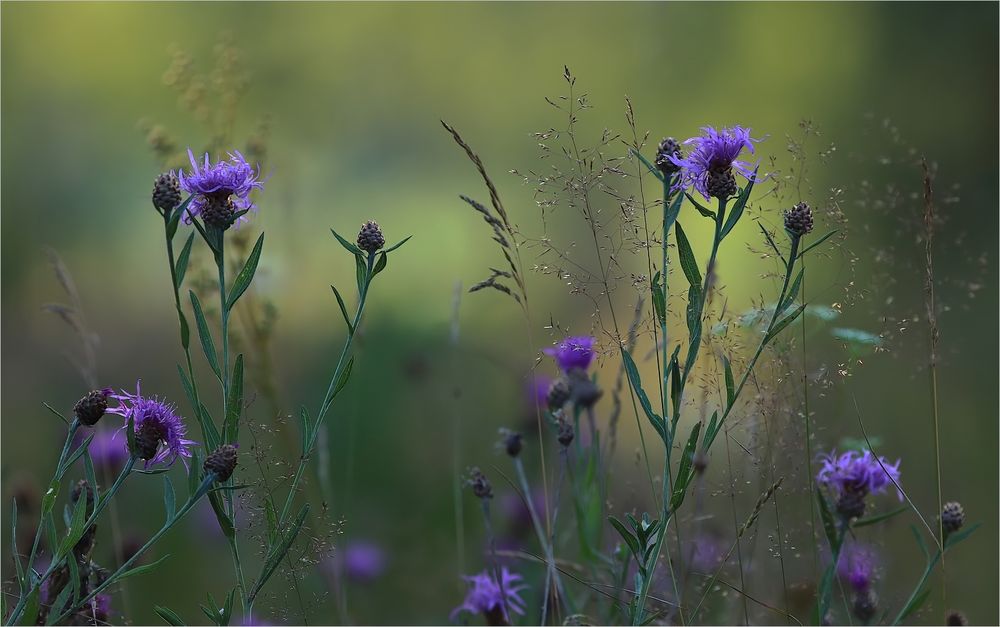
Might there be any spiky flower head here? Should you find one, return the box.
[543,336,596,373]
[546,377,571,411]
[204,444,239,482]
[74,388,114,426]
[671,125,761,200]
[152,172,182,213]
[450,568,528,625]
[179,149,262,229]
[837,541,879,592]
[108,381,196,469]
[784,202,815,236]
[816,449,902,519]
[567,367,602,408]
[498,429,523,458]
[946,610,969,626]
[356,220,385,253]
[654,137,684,176]
[466,467,493,500]
[941,501,965,536]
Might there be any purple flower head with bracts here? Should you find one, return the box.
[671,126,761,200]
[179,149,263,227]
[543,336,596,373]
[837,542,879,593]
[816,449,903,501]
[450,568,528,624]
[107,380,197,470]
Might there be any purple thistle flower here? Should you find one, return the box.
[837,541,879,593]
[107,380,197,469]
[671,125,761,200]
[450,568,528,624]
[179,149,263,226]
[543,336,596,373]
[816,449,903,501]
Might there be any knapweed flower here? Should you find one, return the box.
[671,125,761,200]
[836,542,879,592]
[74,388,114,427]
[941,501,965,536]
[654,137,684,176]
[324,540,388,584]
[152,172,182,213]
[816,449,902,519]
[450,568,528,625]
[543,336,596,373]
[356,220,386,253]
[783,201,815,237]
[204,443,239,482]
[179,149,263,229]
[108,381,196,469]
[466,467,493,500]
[546,377,571,411]
[497,429,523,458]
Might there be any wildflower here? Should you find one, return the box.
[946,610,969,626]
[152,172,182,213]
[784,201,815,237]
[450,568,528,625]
[466,467,493,500]
[108,381,196,469]
[546,377,571,411]
[836,542,879,592]
[671,125,761,200]
[204,444,239,482]
[324,540,388,584]
[567,367,602,408]
[654,137,684,176]
[73,388,114,427]
[941,501,965,536]
[816,449,902,520]
[543,336,596,373]
[179,149,263,229]
[356,220,386,253]
[498,429,523,458]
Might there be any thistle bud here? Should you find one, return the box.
[945,610,969,626]
[567,368,602,409]
[706,166,738,200]
[499,429,523,458]
[74,388,112,427]
[357,220,385,253]
[201,194,237,230]
[783,202,814,237]
[941,501,965,536]
[546,378,571,411]
[204,444,239,482]
[654,137,683,176]
[556,415,575,448]
[152,172,182,212]
[466,467,493,500]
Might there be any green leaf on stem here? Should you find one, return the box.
[331,228,365,256]
[702,410,719,450]
[608,516,641,558]
[188,449,203,498]
[798,230,838,257]
[758,222,787,266]
[685,193,716,220]
[325,356,355,411]
[251,503,310,602]
[685,284,702,337]
[56,490,89,558]
[651,272,666,326]
[297,407,310,456]
[154,605,187,626]
[189,292,222,380]
[60,433,95,475]
[674,222,702,289]
[226,233,264,311]
[163,476,176,519]
[224,355,244,443]
[621,349,665,440]
[11,500,24,591]
[174,232,196,289]
[18,587,40,626]
[42,403,69,426]
[722,356,735,407]
[670,422,702,510]
[663,188,683,235]
[42,480,60,516]
[264,499,279,545]
[816,491,838,549]
[720,168,758,240]
[944,521,981,549]
[382,235,412,254]
[630,148,665,182]
[853,505,907,528]
[765,303,807,343]
[371,252,388,278]
[208,491,235,538]
[330,285,355,334]
[897,588,931,623]
[117,554,172,582]
[355,254,367,295]
[222,588,236,626]
[779,269,804,314]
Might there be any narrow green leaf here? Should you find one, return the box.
[897,587,931,623]
[189,291,222,380]
[670,422,702,510]
[42,402,69,426]
[154,605,187,626]
[17,587,40,626]
[663,186,684,235]
[702,410,719,450]
[165,206,183,241]
[685,193,716,220]
[177,366,220,450]
[722,356,735,407]
[798,229,838,257]
[331,228,365,256]
[685,284,702,337]
[371,252,388,278]
[224,355,245,443]
[163,476,176,519]
[816,491,838,548]
[188,449,202,498]
[57,491,89,557]
[222,588,236,626]
[298,407,310,455]
[226,233,264,311]
[608,516,641,558]
[11,500,24,591]
[250,503,310,602]
[944,521,981,549]
[59,433,94,475]
[264,500,279,545]
[630,148,665,182]
[720,167,758,240]
[174,232,196,289]
[355,254,367,295]
[324,357,355,412]
[178,308,190,350]
[42,480,60,515]
[208,491,235,538]
[674,222,702,288]
[83,451,98,503]
[765,303,807,343]
[47,562,76,625]
[650,272,666,326]
[779,269,804,314]
[758,222,787,266]
[382,235,412,254]
[853,505,907,528]
[620,349,665,440]
[199,605,219,626]
[118,553,172,581]
[330,285,355,334]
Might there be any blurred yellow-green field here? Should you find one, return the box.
[2,2,997,625]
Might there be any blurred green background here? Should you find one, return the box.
[2,2,997,625]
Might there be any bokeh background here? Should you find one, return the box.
[2,2,997,625]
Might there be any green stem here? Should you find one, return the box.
[513,458,569,621]
[891,550,942,625]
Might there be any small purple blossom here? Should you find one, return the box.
[543,336,596,373]
[84,428,129,473]
[837,542,879,593]
[107,380,197,469]
[340,540,388,583]
[450,568,528,623]
[671,125,761,200]
[179,149,263,225]
[816,449,902,501]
